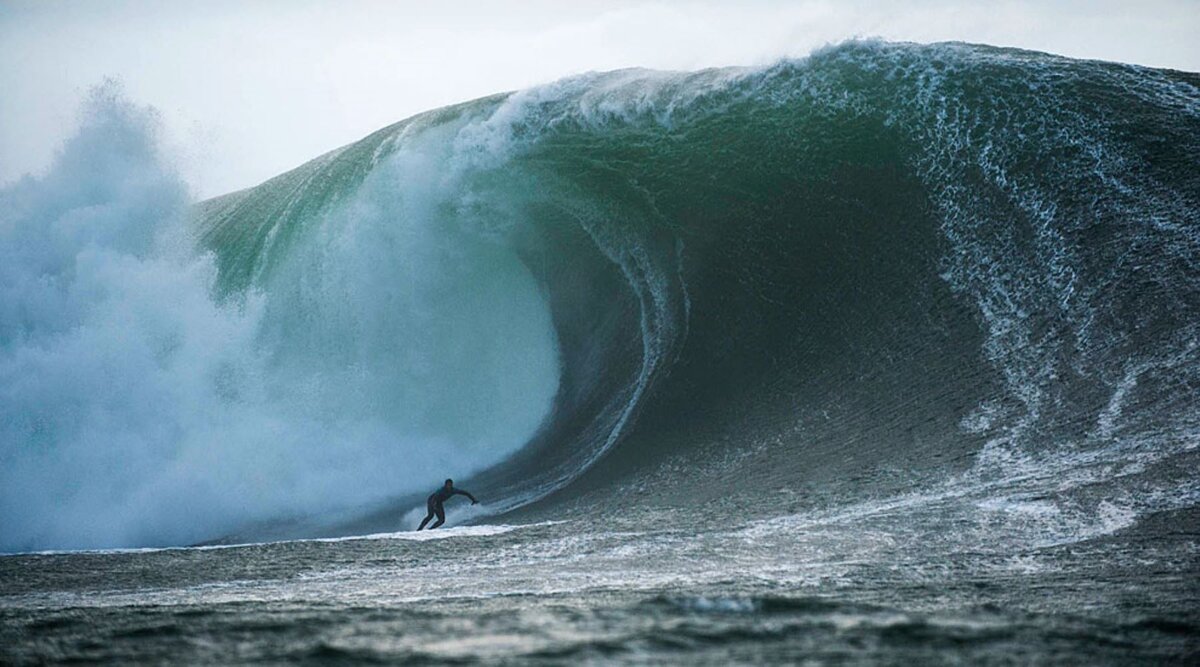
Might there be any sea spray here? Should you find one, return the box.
[0,84,561,551]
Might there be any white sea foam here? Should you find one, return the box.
[12,521,567,557]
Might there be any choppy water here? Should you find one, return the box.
[3,503,1198,663]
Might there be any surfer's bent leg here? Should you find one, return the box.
[417,501,437,531]
[430,504,446,529]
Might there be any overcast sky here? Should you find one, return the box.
[2,0,1197,198]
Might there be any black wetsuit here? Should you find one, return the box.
[417,486,478,530]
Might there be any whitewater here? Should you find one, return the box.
[2,41,1199,662]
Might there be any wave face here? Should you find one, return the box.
[4,42,1199,550]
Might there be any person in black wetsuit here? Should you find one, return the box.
[417,479,479,530]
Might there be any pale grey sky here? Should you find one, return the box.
[2,0,1197,198]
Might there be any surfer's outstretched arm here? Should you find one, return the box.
[455,489,479,504]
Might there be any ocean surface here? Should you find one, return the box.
[2,40,1199,663]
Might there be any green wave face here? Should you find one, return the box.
[194,103,568,527]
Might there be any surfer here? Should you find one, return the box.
[416,479,479,530]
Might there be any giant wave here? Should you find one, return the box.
[2,41,1198,551]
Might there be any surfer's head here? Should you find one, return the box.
[445,478,454,488]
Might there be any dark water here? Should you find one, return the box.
[3,509,1198,663]
[3,40,1200,662]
